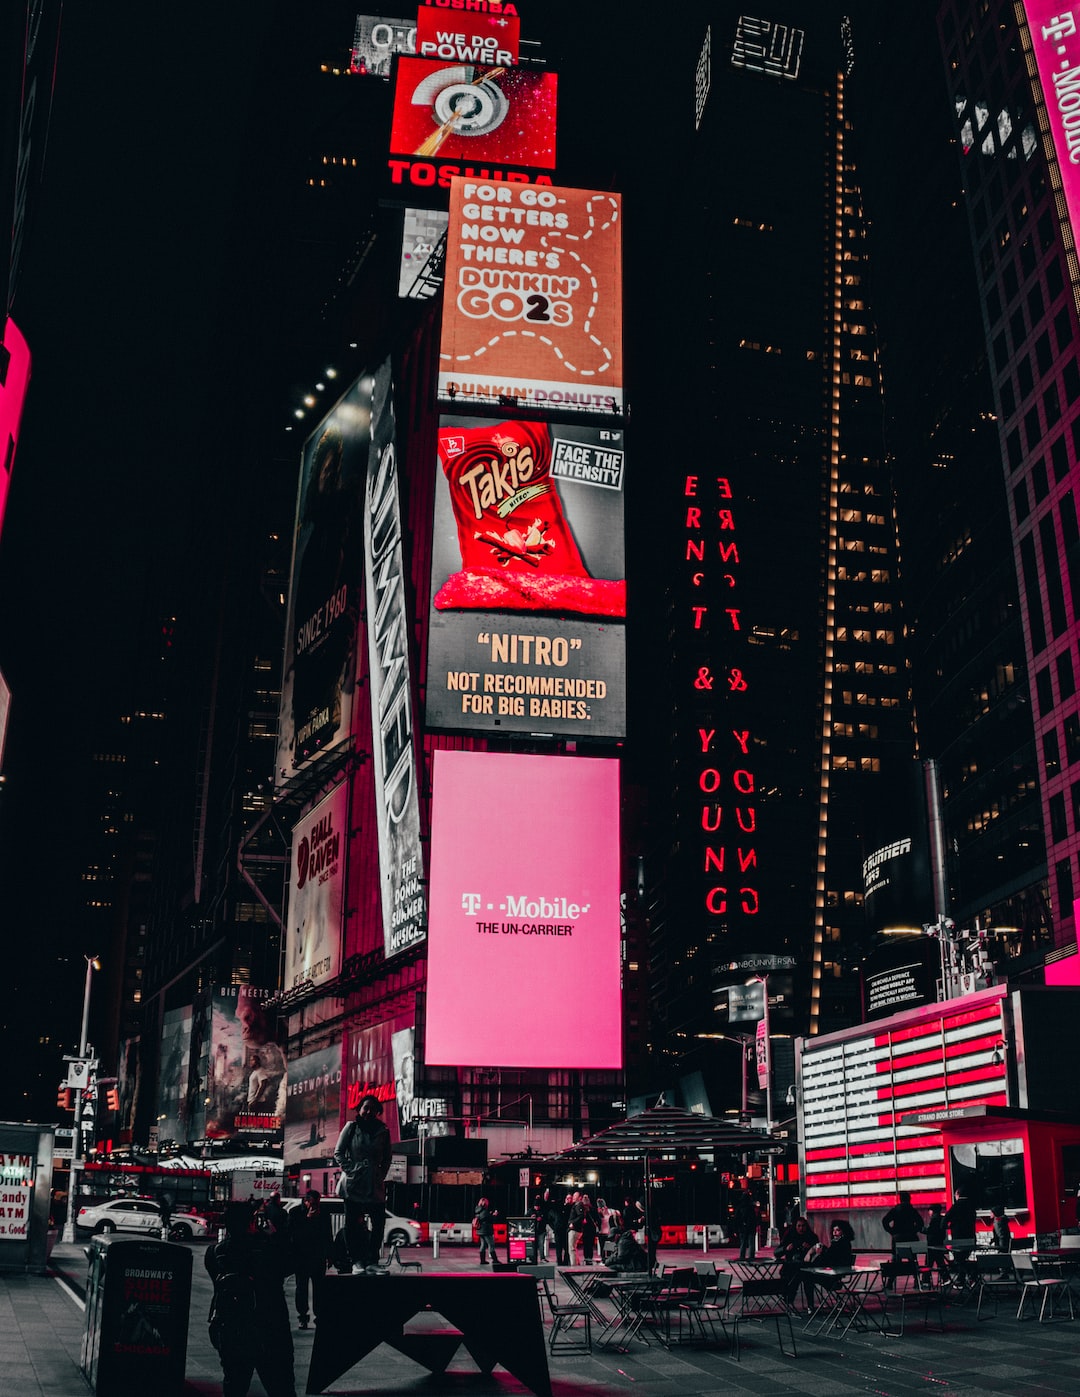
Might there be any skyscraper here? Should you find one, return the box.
[932,0,1080,981]
[643,4,914,1094]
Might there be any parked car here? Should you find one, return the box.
[75,1196,211,1239]
[280,1196,420,1247]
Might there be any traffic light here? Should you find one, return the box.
[105,1087,120,1112]
[56,1086,73,1111]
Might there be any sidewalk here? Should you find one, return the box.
[7,1239,1079,1395]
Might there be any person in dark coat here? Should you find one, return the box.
[944,1187,978,1275]
[775,1216,820,1304]
[474,1197,499,1264]
[802,1219,854,1309]
[333,1094,392,1272]
[882,1192,924,1250]
[611,1229,649,1272]
[288,1189,333,1330]
[924,1202,951,1286]
[736,1191,759,1260]
[205,1200,297,1397]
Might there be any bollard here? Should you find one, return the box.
[702,1226,709,1254]
[433,1230,439,1260]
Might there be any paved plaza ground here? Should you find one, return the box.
[6,1239,1080,1395]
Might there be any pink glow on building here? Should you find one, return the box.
[0,318,31,541]
[425,749,622,1069]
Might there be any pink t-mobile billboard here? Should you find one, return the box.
[1026,3,1080,229]
[425,749,623,1069]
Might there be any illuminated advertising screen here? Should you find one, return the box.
[344,1018,417,1140]
[799,990,1009,1212]
[275,375,370,790]
[157,1007,192,1145]
[116,1035,142,1138]
[0,318,31,541]
[390,58,556,168]
[399,207,449,298]
[284,1040,342,1167]
[351,14,416,76]
[425,749,622,1069]
[438,178,623,415]
[205,987,285,1141]
[416,7,520,66]
[287,783,348,990]
[0,668,9,771]
[1025,2,1080,242]
[363,361,427,959]
[426,414,626,738]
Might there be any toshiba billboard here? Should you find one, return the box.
[426,414,626,738]
[390,58,556,168]
[425,750,622,1070]
[438,178,623,414]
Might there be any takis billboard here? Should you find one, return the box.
[426,415,626,739]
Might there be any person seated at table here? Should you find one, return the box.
[775,1216,820,1305]
[802,1220,855,1309]
[610,1229,649,1272]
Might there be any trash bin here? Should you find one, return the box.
[81,1236,192,1396]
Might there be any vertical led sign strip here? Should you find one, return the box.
[364,361,427,958]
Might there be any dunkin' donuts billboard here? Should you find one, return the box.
[438,178,622,414]
[425,414,626,738]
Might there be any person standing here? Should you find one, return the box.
[288,1190,333,1330]
[157,1193,172,1241]
[566,1192,585,1264]
[882,1191,924,1251]
[595,1197,613,1263]
[944,1186,979,1285]
[474,1197,500,1264]
[736,1191,758,1261]
[924,1202,951,1286]
[205,1201,297,1397]
[333,1094,392,1273]
[542,1189,562,1262]
[991,1206,1012,1253]
[580,1195,598,1264]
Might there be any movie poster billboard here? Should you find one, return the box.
[364,361,427,958]
[351,14,416,76]
[426,750,622,1069]
[205,988,285,1141]
[116,1036,141,1138]
[391,1024,453,1139]
[284,1041,342,1167]
[275,376,371,790]
[426,414,626,738]
[415,7,520,66]
[390,58,556,168]
[287,784,347,990]
[157,1007,192,1146]
[438,179,623,415]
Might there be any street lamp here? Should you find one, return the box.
[747,975,778,1245]
[61,955,101,1244]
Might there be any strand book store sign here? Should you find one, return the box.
[426,415,626,739]
[437,178,622,415]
